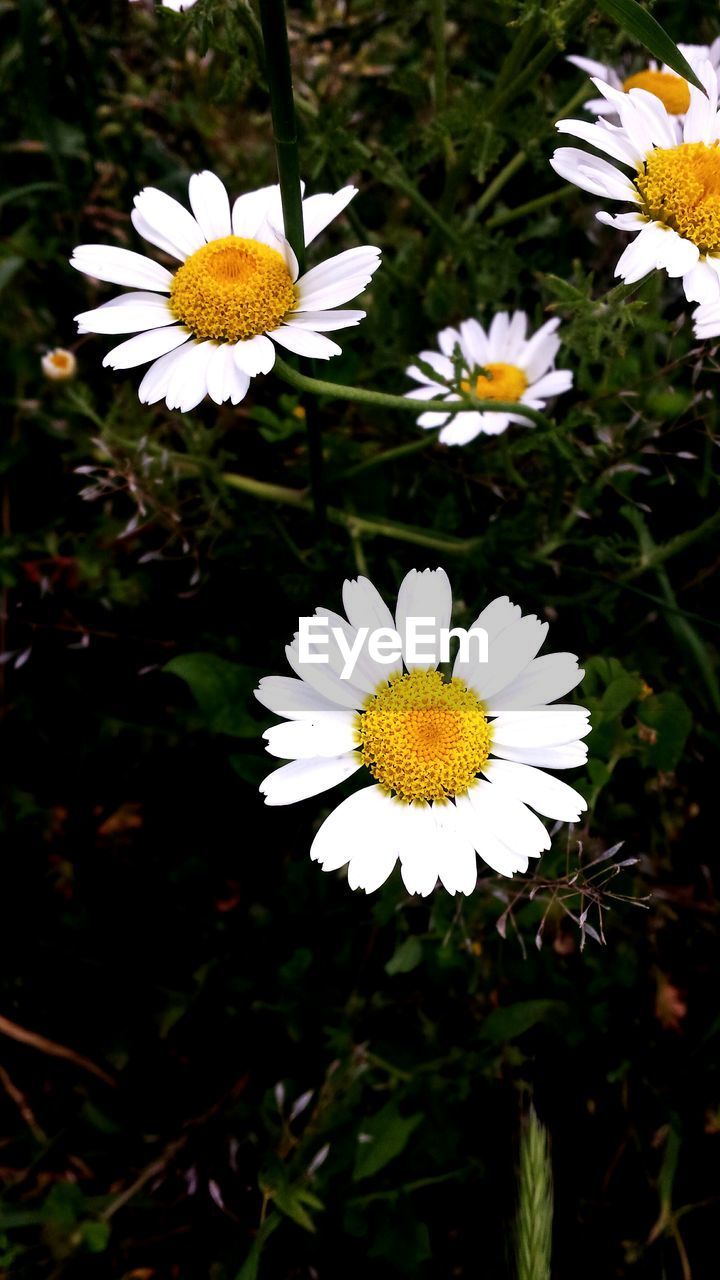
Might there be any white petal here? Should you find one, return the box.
[453,793,528,875]
[467,781,550,858]
[301,186,357,245]
[233,333,276,376]
[164,339,214,411]
[437,412,486,445]
[342,575,395,633]
[132,187,206,260]
[268,326,341,359]
[254,674,345,720]
[525,369,573,400]
[398,803,440,896]
[232,184,279,237]
[295,247,381,310]
[75,291,175,335]
[206,342,250,405]
[465,615,548,700]
[103,325,191,369]
[188,170,232,241]
[283,309,365,331]
[394,567,452,670]
[418,411,452,429]
[490,707,591,748]
[432,804,478,895]
[516,318,561,382]
[485,652,584,711]
[683,58,720,143]
[437,326,462,357]
[458,318,489,367]
[489,741,588,769]
[482,759,587,823]
[263,715,357,759]
[596,210,647,230]
[260,755,361,805]
[683,259,720,304]
[555,116,643,166]
[138,344,196,405]
[285,638,365,710]
[310,785,401,884]
[70,245,173,292]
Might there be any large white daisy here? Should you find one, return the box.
[70,173,381,412]
[567,40,720,119]
[551,59,720,304]
[404,312,573,446]
[255,568,590,896]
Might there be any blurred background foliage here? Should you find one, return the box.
[1,0,719,1275]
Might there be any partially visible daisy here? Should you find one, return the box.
[404,312,573,445]
[41,348,77,381]
[70,173,380,412]
[255,568,590,896]
[551,59,720,304]
[568,39,720,119]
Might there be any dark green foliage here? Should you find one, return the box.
[1,0,719,1277]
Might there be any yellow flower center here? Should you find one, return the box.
[635,142,720,253]
[622,69,690,116]
[356,669,491,804]
[461,362,528,402]
[169,235,296,343]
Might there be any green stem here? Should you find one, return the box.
[430,0,447,114]
[486,186,572,230]
[258,0,305,275]
[259,0,327,525]
[220,472,483,555]
[273,355,552,428]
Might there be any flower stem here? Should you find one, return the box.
[220,471,483,555]
[259,0,327,525]
[273,355,552,428]
[258,0,305,276]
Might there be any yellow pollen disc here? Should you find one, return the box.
[169,235,296,343]
[635,142,720,253]
[622,69,690,116]
[460,362,528,402]
[356,669,491,804]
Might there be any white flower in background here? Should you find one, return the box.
[551,59,720,305]
[41,347,77,381]
[404,312,573,446]
[255,568,590,896]
[70,173,381,412]
[130,0,198,10]
[567,40,720,119]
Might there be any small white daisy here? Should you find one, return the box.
[255,568,590,896]
[567,40,720,119]
[130,0,198,10]
[41,348,77,381]
[551,59,720,304]
[70,172,381,412]
[404,312,573,446]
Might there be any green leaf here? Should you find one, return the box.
[0,257,23,293]
[385,936,422,975]
[595,0,704,92]
[235,1214,280,1280]
[78,1220,110,1254]
[600,673,644,721]
[479,1000,565,1043]
[638,692,692,771]
[165,653,263,737]
[353,1103,423,1181]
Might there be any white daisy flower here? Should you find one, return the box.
[551,58,720,305]
[567,39,720,119]
[41,348,77,381]
[130,0,198,10]
[255,568,590,896]
[70,172,381,412]
[404,312,573,446]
